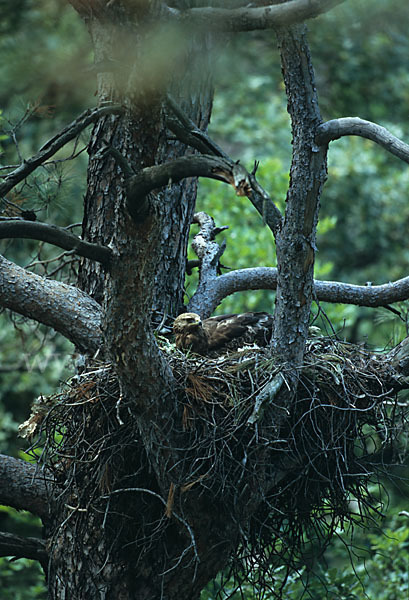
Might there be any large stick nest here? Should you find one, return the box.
[24,334,408,596]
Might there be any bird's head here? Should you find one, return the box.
[173,313,202,333]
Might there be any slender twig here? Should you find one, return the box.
[0,104,122,198]
[166,94,228,158]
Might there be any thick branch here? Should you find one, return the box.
[0,532,47,565]
[0,454,50,519]
[127,154,283,232]
[0,105,122,198]
[316,118,409,164]
[314,276,409,307]
[188,267,409,319]
[128,155,234,197]
[166,0,345,32]
[0,255,102,353]
[0,220,112,265]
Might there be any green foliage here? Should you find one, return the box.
[202,513,409,600]
[309,0,409,125]
[0,0,94,121]
[0,504,45,598]
[0,557,46,600]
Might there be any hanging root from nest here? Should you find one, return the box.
[23,334,409,596]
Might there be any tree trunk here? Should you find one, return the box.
[272,25,327,370]
[77,14,213,313]
[47,4,227,599]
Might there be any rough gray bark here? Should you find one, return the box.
[188,267,409,318]
[164,0,346,31]
[47,3,220,599]
[316,117,409,163]
[77,13,213,312]
[272,25,328,369]
[0,454,49,519]
[0,255,101,353]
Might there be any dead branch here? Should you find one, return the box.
[4,245,406,350]
[164,0,346,32]
[0,220,112,265]
[316,117,409,163]
[0,454,50,519]
[0,532,47,566]
[0,254,102,353]
[187,253,409,318]
[0,104,122,198]
[191,211,227,282]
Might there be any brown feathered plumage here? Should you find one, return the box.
[173,312,274,355]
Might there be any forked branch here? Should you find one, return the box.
[123,154,282,231]
[166,95,283,234]
[187,214,409,317]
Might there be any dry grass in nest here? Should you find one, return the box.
[23,334,408,595]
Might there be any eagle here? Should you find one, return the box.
[173,312,274,355]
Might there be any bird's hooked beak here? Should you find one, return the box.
[185,314,202,330]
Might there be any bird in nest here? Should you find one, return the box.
[173,312,274,355]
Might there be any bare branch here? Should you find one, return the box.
[314,276,409,307]
[0,532,47,565]
[165,0,346,32]
[0,104,122,198]
[0,454,50,519]
[316,117,409,163]
[0,255,102,353]
[191,212,227,303]
[127,154,283,231]
[127,155,230,196]
[188,265,409,318]
[0,220,112,265]
[187,266,278,317]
